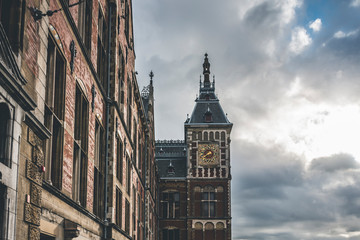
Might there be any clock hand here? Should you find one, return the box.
[204,151,212,157]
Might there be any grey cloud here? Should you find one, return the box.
[335,184,360,218]
[232,140,360,238]
[310,153,358,172]
[244,1,283,33]
[133,0,360,238]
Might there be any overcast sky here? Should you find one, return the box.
[133,0,360,239]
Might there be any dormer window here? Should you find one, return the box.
[205,113,212,122]
[204,105,213,123]
[167,161,175,175]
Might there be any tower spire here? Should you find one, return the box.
[149,70,154,85]
[203,53,211,87]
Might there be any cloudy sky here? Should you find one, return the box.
[133,0,360,239]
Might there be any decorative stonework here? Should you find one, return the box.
[30,183,42,207]
[64,219,81,238]
[70,40,77,74]
[192,220,227,229]
[29,225,40,240]
[28,129,42,147]
[32,144,44,166]
[24,202,41,226]
[26,160,42,185]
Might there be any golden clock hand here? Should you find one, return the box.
[204,151,212,157]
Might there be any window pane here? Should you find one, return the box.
[163,194,166,201]
[169,201,173,218]
[210,192,215,200]
[210,202,215,217]
[169,192,173,201]
[162,229,168,240]
[202,192,208,200]
[174,193,180,202]
[174,229,180,240]
[169,229,174,240]
[202,202,209,217]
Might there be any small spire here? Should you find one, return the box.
[206,104,211,113]
[203,53,211,87]
[168,160,175,175]
[149,70,154,85]
[203,53,210,75]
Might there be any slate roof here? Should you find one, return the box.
[155,140,187,178]
[188,99,230,124]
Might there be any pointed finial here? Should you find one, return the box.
[203,53,210,84]
[149,70,154,85]
[206,103,211,113]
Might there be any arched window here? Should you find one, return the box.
[198,132,202,141]
[215,222,225,240]
[162,228,179,240]
[209,132,214,141]
[204,222,215,240]
[0,103,11,166]
[192,131,197,140]
[204,132,208,141]
[221,132,225,141]
[194,222,203,240]
[204,112,212,122]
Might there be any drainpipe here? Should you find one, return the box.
[104,2,114,239]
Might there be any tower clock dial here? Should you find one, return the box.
[198,143,220,166]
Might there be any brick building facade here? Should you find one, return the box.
[156,54,233,240]
[0,0,157,239]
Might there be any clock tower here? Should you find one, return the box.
[185,54,232,240]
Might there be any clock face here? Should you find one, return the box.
[198,143,219,166]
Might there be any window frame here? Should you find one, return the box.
[93,120,104,217]
[0,102,13,167]
[162,229,180,240]
[116,187,122,227]
[201,189,216,218]
[72,83,89,207]
[44,33,66,189]
[116,135,123,183]
[97,5,107,90]
[0,183,7,239]
[77,0,92,51]
[0,0,25,53]
[161,191,180,219]
[125,199,130,234]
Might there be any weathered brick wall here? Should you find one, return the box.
[12,0,157,238]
